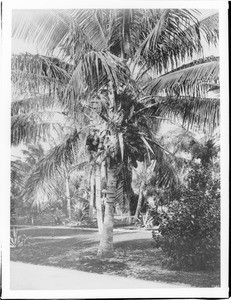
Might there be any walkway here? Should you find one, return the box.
[11,261,191,290]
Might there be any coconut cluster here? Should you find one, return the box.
[86,131,104,152]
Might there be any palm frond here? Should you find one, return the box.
[69,50,129,100]
[11,160,25,188]
[22,143,45,166]
[204,83,220,96]
[151,151,181,188]
[132,9,170,68]
[23,130,79,203]
[12,53,73,97]
[108,9,142,58]
[156,96,220,133]
[145,58,219,97]
[11,113,64,146]
[124,122,180,189]
[12,10,71,55]
[198,13,219,46]
[132,9,213,73]
[70,9,108,51]
[11,95,60,115]
[13,9,108,59]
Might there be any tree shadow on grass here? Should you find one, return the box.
[10,236,99,266]
[114,239,220,287]
[11,234,220,287]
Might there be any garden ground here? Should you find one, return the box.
[10,226,220,288]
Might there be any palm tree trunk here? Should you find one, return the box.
[89,167,95,219]
[65,172,71,219]
[95,163,103,234]
[133,181,145,223]
[98,165,116,257]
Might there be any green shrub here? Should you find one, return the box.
[72,201,89,225]
[155,163,220,271]
[135,210,154,228]
[10,227,30,248]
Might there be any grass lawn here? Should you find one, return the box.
[10,227,220,288]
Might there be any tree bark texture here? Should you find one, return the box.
[89,167,95,219]
[125,192,132,224]
[65,173,71,219]
[133,181,145,222]
[98,166,116,257]
[95,163,103,234]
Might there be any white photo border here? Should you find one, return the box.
[1,1,229,298]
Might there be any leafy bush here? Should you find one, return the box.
[10,227,30,248]
[43,200,66,225]
[154,163,220,271]
[72,200,89,225]
[135,210,154,228]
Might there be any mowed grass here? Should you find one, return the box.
[10,227,220,287]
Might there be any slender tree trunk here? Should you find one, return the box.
[89,167,95,219]
[95,163,103,234]
[133,181,145,223]
[144,209,149,228]
[65,173,71,219]
[125,161,132,224]
[125,193,132,224]
[98,165,116,257]
[31,214,34,225]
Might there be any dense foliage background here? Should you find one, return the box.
[153,162,220,270]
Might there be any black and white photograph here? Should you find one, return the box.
[0,1,229,299]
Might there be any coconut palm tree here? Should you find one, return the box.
[11,9,219,256]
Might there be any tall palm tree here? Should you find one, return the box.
[11,9,219,256]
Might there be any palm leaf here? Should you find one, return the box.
[11,113,64,146]
[145,58,219,97]
[22,144,45,166]
[133,11,219,77]
[11,160,25,188]
[198,13,219,45]
[11,95,60,115]
[132,10,170,67]
[12,10,108,57]
[22,130,80,203]
[12,53,73,97]
[131,9,210,73]
[139,130,185,188]
[70,9,108,51]
[12,53,72,81]
[69,50,129,100]
[156,96,220,132]
[12,10,71,55]
[152,151,181,188]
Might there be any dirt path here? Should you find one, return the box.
[10,261,190,290]
[22,228,152,244]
